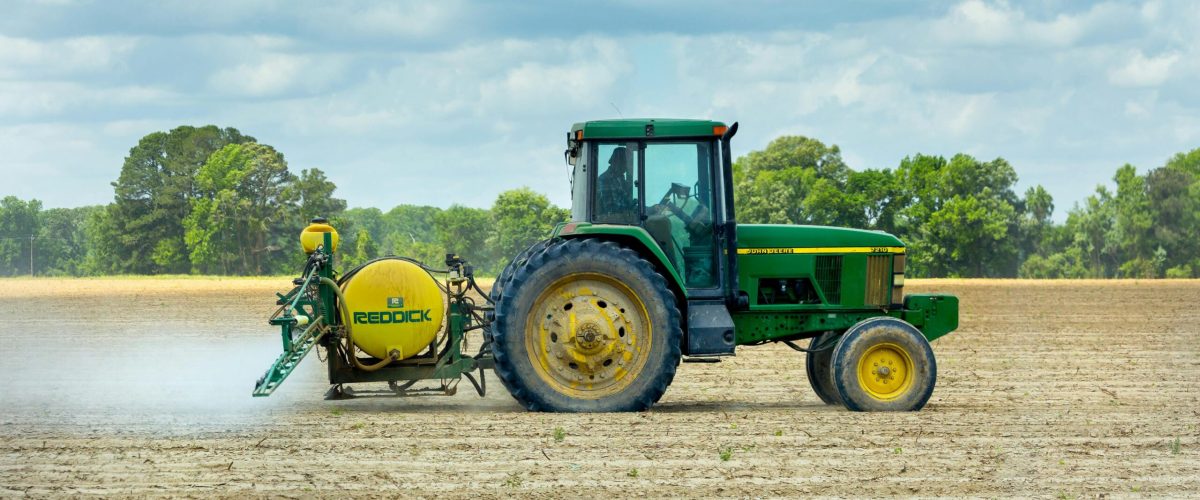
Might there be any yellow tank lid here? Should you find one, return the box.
[300,217,339,254]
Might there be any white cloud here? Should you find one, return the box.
[1108,51,1180,87]
[2,0,1199,219]
[478,38,631,116]
[0,81,173,118]
[0,123,126,206]
[298,1,466,39]
[931,0,1134,48]
[209,55,309,96]
[0,34,137,78]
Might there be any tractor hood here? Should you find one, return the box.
[736,224,904,251]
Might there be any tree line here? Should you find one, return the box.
[0,125,1196,278]
[0,126,567,277]
[733,136,1200,278]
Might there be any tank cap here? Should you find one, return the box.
[310,217,328,224]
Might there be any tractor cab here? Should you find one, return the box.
[562,120,740,293]
[560,119,742,356]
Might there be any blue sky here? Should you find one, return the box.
[3,1,1198,221]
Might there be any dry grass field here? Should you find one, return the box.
[1,277,1198,497]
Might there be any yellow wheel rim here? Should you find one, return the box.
[524,272,653,399]
[856,342,915,401]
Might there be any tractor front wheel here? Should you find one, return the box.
[831,317,936,412]
[805,331,842,405]
[491,238,682,412]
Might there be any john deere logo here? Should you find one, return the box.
[387,297,404,308]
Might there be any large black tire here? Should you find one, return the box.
[491,238,682,412]
[805,332,842,405]
[489,238,557,304]
[486,238,558,335]
[832,317,937,412]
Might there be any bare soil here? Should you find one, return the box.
[1,278,1198,498]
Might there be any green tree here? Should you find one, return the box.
[342,228,378,269]
[107,126,253,273]
[1018,185,1055,260]
[1165,147,1200,176]
[490,187,569,270]
[36,206,102,276]
[1064,187,1118,278]
[914,190,1018,277]
[290,168,347,227]
[1112,164,1154,276]
[0,196,42,275]
[847,168,901,233]
[893,154,1021,277]
[1165,147,1200,274]
[184,143,297,275]
[80,206,120,275]
[435,205,492,269]
[1145,160,1199,272]
[733,136,862,227]
[1018,247,1088,278]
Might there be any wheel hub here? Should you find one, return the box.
[525,273,652,399]
[857,343,915,401]
[575,321,606,352]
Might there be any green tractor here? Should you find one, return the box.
[487,119,957,412]
[252,118,957,413]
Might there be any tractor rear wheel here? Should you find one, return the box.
[805,332,842,405]
[491,238,682,412]
[487,238,557,332]
[831,317,936,412]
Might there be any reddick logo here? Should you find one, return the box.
[354,309,432,324]
[355,296,429,324]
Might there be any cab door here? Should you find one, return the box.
[640,140,721,292]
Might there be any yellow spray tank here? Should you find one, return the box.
[340,259,445,361]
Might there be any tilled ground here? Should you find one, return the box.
[1,278,1198,498]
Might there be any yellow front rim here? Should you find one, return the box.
[856,342,915,400]
[524,273,653,399]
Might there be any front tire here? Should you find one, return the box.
[491,238,682,412]
[832,317,937,412]
[805,332,842,405]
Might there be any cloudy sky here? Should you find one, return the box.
[3,1,1198,220]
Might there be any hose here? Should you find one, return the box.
[782,333,841,353]
[319,276,398,371]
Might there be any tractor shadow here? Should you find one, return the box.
[318,395,833,415]
[650,400,836,413]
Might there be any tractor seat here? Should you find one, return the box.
[644,214,679,269]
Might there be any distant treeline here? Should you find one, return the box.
[1,125,1197,278]
[733,137,1200,279]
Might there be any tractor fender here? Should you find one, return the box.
[553,222,689,302]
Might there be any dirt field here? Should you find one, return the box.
[1,278,1197,498]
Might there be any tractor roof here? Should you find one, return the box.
[571,118,727,140]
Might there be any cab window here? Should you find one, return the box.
[642,142,717,288]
